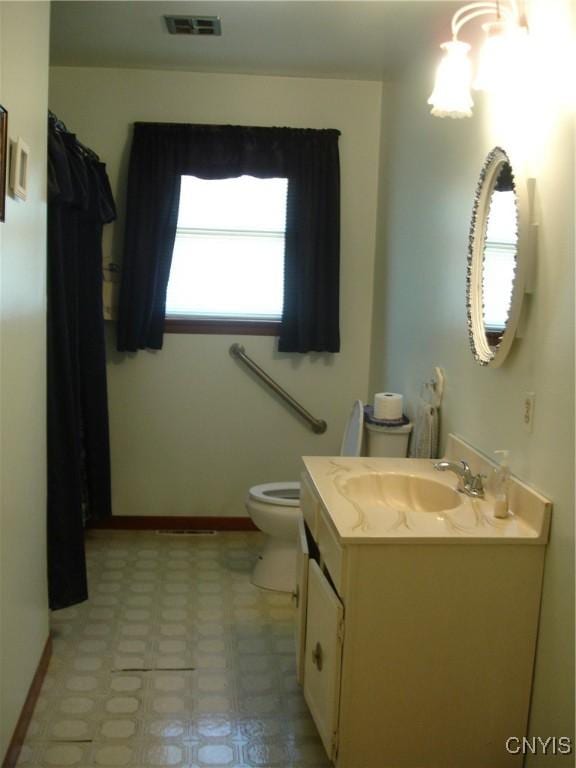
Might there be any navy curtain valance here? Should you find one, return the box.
[117,122,341,353]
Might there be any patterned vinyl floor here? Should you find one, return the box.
[17,530,330,768]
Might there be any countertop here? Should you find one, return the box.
[302,455,550,544]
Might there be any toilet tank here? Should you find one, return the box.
[364,421,412,458]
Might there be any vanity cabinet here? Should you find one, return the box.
[296,458,549,768]
[302,559,344,759]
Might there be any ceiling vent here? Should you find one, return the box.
[164,15,222,36]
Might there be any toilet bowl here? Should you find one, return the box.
[245,400,411,592]
[247,482,301,592]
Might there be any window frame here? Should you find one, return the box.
[164,316,281,335]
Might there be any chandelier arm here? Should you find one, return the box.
[451,1,498,32]
[451,2,515,38]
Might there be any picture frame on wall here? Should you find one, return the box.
[0,106,7,222]
[10,137,30,201]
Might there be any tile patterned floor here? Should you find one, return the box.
[18,530,330,768]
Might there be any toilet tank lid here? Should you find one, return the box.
[365,420,413,434]
[363,404,410,427]
[340,400,364,457]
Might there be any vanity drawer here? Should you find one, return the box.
[300,471,319,540]
[317,511,345,595]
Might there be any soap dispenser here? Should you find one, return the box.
[490,450,510,519]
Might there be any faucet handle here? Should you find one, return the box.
[467,472,486,498]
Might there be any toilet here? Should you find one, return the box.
[246,400,412,592]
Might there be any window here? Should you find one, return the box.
[118,122,340,353]
[165,175,288,334]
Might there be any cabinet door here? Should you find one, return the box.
[303,560,344,762]
[295,517,310,684]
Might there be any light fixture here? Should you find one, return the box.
[428,1,528,118]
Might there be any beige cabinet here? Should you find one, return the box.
[303,560,344,762]
[297,465,548,768]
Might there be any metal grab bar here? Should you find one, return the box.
[229,343,327,434]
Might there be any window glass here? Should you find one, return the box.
[166,175,288,321]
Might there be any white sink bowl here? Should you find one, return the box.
[340,472,461,514]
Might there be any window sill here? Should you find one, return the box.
[164,317,280,336]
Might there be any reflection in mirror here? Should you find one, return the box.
[467,147,526,368]
[482,163,517,348]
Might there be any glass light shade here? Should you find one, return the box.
[428,40,474,118]
[474,21,526,91]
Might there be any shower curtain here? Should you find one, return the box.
[47,113,116,610]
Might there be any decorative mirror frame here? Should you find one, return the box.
[466,146,536,368]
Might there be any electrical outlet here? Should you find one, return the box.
[523,392,535,432]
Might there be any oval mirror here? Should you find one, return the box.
[467,147,529,367]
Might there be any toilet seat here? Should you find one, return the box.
[340,399,364,456]
[248,481,301,507]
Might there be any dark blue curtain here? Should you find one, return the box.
[117,122,341,353]
[47,114,116,609]
[495,159,514,191]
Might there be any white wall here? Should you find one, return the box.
[0,2,50,759]
[370,0,574,758]
[49,67,384,518]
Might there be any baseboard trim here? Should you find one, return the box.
[87,515,258,532]
[2,635,52,768]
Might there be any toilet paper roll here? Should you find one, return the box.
[374,392,403,421]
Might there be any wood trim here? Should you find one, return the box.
[165,317,280,336]
[2,635,52,768]
[87,516,258,532]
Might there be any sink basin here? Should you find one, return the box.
[339,472,461,514]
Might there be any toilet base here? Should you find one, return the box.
[251,535,297,593]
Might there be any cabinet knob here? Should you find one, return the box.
[291,585,299,607]
[312,641,323,671]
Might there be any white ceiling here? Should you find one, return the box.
[50,1,461,81]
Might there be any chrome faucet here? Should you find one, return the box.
[433,459,485,498]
